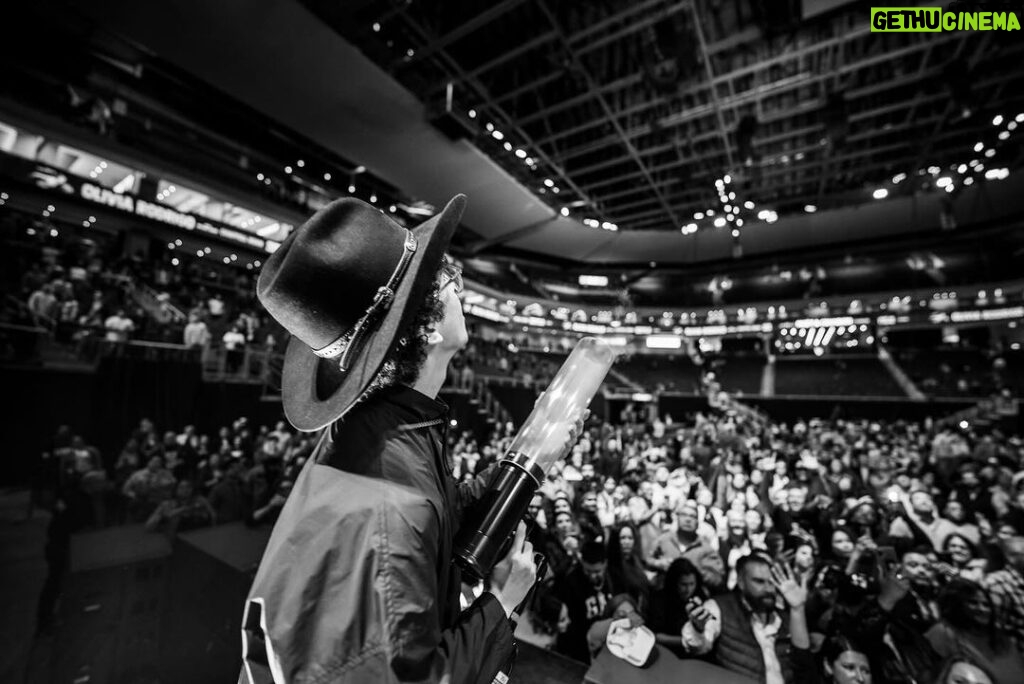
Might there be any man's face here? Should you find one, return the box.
[582,560,606,588]
[148,457,162,472]
[901,552,932,586]
[787,488,807,511]
[727,511,746,539]
[910,492,934,516]
[581,492,597,512]
[944,500,966,522]
[676,505,698,533]
[739,561,777,612]
[434,270,468,353]
[554,498,571,515]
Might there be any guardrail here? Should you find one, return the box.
[0,322,283,385]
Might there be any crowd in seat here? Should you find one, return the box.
[1,212,285,367]
[455,409,1024,684]
[31,414,316,633]
[449,337,565,388]
[25,359,1024,684]
[774,357,905,397]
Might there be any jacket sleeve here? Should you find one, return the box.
[376,498,514,684]
[454,462,499,519]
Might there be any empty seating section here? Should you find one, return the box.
[613,354,698,393]
[774,357,904,397]
[708,356,764,395]
[892,347,1003,397]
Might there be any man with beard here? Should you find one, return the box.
[681,553,801,683]
[555,540,613,663]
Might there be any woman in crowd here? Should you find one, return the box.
[925,579,1024,684]
[648,557,707,657]
[793,633,874,684]
[514,584,570,652]
[606,522,650,611]
[932,656,996,684]
[941,533,978,573]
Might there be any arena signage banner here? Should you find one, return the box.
[0,152,278,253]
[870,5,1022,31]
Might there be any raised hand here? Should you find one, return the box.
[878,564,911,611]
[771,562,809,609]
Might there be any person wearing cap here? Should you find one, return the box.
[238,196,558,684]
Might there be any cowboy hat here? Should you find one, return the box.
[258,195,465,431]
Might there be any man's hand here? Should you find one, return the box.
[490,522,537,618]
[771,562,809,609]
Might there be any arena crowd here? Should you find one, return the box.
[28,371,1024,684]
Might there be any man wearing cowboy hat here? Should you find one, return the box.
[239,195,543,683]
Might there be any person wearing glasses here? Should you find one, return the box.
[239,196,579,684]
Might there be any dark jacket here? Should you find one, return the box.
[712,591,793,684]
[240,385,514,683]
[555,564,612,663]
[851,593,940,684]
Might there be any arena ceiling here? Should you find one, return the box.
[12,0,1024,307]
[317,0,1024,233]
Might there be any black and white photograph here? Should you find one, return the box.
[1,1,1023,683]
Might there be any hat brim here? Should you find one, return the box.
[280,195,465,432]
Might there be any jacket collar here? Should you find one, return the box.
[381,383,449,424]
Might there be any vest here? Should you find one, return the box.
[712,591,793,683]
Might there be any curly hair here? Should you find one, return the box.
[341,274,446,406]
